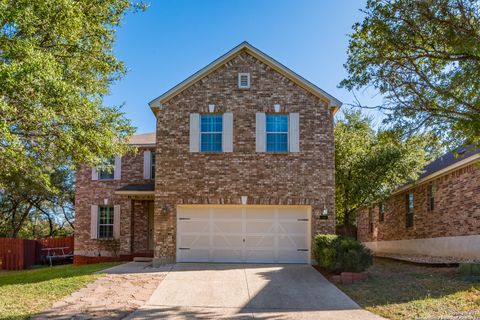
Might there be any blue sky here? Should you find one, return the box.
[105,0,384,134]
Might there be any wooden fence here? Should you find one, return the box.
[35,236,74,264]
[0,236,74,270]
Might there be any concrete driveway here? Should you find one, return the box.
[126,263,383,320]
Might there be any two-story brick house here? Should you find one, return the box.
[74,42,342,265]
[357,146,480,260]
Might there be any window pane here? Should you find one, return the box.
[99,157,115,180]
[99,207,113,224]
[201,133,222,152]
[99,225,113,238]
[201,114,223,133]
[266,114,288,132]
[99,170,114,180]
[408,193,414,210]
[267,133,288,152]
[98,206,114,239]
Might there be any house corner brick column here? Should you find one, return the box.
[119,198,133,255]
[153,201,176,264]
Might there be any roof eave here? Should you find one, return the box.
[392,153,480,195]
[128,143,156,147]
[114,190,155,196]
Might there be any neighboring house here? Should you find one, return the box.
[74,42,342,265]
[357,147,480,260]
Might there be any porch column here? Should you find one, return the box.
[119,198,133,255]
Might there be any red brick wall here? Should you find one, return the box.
[75,51,337,263]
[132,201,151,254]
[154,51,336,261]
[74,149,154,257]
[357,162,480,243]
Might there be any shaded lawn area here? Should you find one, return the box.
[339,258,480,320]
[0,262,121,320]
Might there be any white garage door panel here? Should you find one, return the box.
[177,206,310,263]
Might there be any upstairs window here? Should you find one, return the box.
[98,206,114,239]
[266,114,288,152]
[379,202,385,222]
[427,183,435,211]
[406,192,414,228]
[200,114,223,152]
[99,157,115,180]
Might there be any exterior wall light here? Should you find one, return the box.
[320,205,329,220]
[161,205,169,216]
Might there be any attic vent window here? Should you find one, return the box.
[238,73,250,89]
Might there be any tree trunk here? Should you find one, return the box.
[11,204,33,238]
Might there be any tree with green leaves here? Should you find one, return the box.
[341,0,480,146]
[0,167,74,238]
[0,0,144,193]
[335,110,439,228]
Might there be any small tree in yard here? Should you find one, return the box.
[335,110,439,228]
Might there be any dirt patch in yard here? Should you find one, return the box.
[33,267,167,319]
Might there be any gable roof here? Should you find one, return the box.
[148,41,342,113]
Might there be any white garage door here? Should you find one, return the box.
[177,206,310,264]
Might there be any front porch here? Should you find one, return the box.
[115,184,155,259]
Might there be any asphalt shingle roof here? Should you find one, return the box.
[116,183,154,192]
[419,146,479,179]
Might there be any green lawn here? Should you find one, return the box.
[0,262,120,320]
[339,258,480,320]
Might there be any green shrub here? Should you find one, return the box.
[313,234,372,273]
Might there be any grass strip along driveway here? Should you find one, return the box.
[0,262,120,320]
[339,258,480,320]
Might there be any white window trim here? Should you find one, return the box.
[238,73,251,89]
